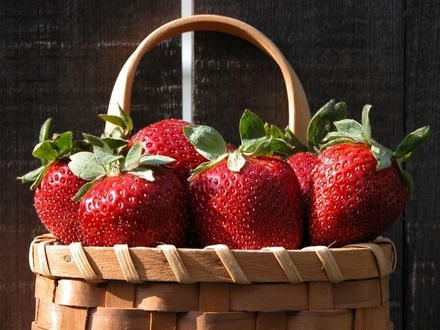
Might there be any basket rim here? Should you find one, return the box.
[29,234,396,285]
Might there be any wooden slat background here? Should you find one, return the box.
[1,0,438,329]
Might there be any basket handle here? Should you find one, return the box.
[106,14,311,143]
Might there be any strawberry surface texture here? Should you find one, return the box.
[189,156,303,250]
[34,159,86,244]
[78,170,187,247]
[309,143,409,247]
[128,119,207,186]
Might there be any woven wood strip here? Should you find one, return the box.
[205,244,251,284]
[35,299,89,330]
[136,282,199,311]
[354,303,393,330]
[69,242,103,283]
[158,244,195,284]
[303,245,345,283]
[29,235,395,283]
[262,247,304,283]
[256,312,286,330]
[34,275,389,313]
[114,244,143,283]
[88,307,149,330]
[345,237,397,277]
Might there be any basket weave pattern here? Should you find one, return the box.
[30,234,395,330]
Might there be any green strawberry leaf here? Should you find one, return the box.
[72,180,96,201]
[271,138,295,156]
[227,150,247,172]
[129,168,155,182]
[32,141,58,161]
[265,123,285,139]
[98,105,133,138]
[83,133,105,147]
[239,109,267,144]
[333,119,365,142]
[52,131,73,158]
[39,118,52,142]
[307,100,348,152]
[101,137,127,150]
[98,115,128,131]
[188,154,229,180]
[284,127,309,152]
[17,165,45,184]
[71,139,92,154]
[139,154,176,166]
[184,125,227,161]
[371,145,393,170]
[240,136,267,155]
[69,152,106,181]
[361,105,373,141]
[248,138,274,157]
[398,167,415,193]
[395,126,430,161]
[320,137,355,151]
[123,142,142,171]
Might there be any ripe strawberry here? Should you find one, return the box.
[185,110,303,249]
[69,138,188,247]
[18,119,90,244]
[78,170,187,247]
[309,105,430,247]
[189,156,303,249]
[288,152,317,203]
[128,119,207,186]
[288,152,317,246]
[285,99,348,201]
[33,160,86,244]
[285,100,347,246]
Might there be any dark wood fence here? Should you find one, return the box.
[1,1,438,329]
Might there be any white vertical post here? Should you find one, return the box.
[181,0,194,122]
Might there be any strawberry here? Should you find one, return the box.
[288,152,317,202]
[18,119,90,244]
[286,100,348,246]
[286,100,349,201]
[78,170,187,247]
[33,160,86,244]
[185,110,303,250]
[288,152,317,247]
[69,137,188,247]
[128,119,207,186]
[309,105,430,247]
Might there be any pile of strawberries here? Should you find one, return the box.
[19,100,430,249]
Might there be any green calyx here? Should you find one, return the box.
[69,136,176,200]
[184,109,294,178]
[321,104,430,191]
[17,118,92,189]
[284,99,348,154]
[70,107,176,200]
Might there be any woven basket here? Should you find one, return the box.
[29,14,396,330]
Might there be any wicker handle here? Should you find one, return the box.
[106,14,311,143]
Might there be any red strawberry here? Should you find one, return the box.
[189,156,303,249]
[284,100,349,247]
[288,152,317,203]
[185,110,303,250]
[128,119,207,186]
[34,160,86,244]
[309,105,430,247]
[288,152,318,246]
[78,170,187,247]
[69,138,188,247]
[18,119,90,244]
